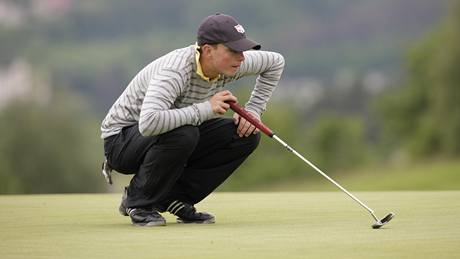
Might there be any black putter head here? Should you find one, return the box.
[372,212,395,229]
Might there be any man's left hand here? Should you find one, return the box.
[233,113,260,137]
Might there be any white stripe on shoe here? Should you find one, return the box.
[167,200,185,215]
[127,208,137,216]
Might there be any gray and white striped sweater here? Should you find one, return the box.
[100,45,284,139]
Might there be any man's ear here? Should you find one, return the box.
[201,44,218,57]
[200,44,213,57]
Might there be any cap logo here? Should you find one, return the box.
[234,24,245,34]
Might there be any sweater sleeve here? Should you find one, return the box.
[138,68,214,136]
[232,51,285,116]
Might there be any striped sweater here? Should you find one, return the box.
[100,45,284,139]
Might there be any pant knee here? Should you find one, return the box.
[159,125,199,154]
[234,131,261,156]
[178,126,200,151]
[246,132,261,153]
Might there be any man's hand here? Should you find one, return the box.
[233,112,260,137]
[210,90,238,115]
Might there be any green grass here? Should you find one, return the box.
[1,192,460,258]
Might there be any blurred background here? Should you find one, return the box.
[1,0,459,194]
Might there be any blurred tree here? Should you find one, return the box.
[0,90,105,194]
[376,0,460,157]
[306,114,370,172]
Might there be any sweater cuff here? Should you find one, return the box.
[244,107,262,120]
[193,101,215,124]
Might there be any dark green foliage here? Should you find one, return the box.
[376,0,460,157]
[0,91,105,194]
[305,114,370,171]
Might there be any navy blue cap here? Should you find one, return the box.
[197,13,261,52]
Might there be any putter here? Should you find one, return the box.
[228,101,395,229]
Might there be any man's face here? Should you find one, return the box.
[208,44,245,77]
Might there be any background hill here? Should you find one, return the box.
[1,0,449,111]
[1,0,459,193]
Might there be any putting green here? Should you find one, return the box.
[1,192,459,258]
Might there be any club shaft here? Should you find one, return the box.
[272,135,375,215]
[227,101,378,220]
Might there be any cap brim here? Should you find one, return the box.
[225,38,261,52]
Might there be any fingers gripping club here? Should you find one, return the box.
[227,101,273,137]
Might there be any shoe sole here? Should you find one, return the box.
[177,218,215,224]
[132,220,166,227]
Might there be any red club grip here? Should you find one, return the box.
[228,101,274,137]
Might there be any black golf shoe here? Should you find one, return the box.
[167,200,215,224]
[127,208,166,227]
[118,188,166,226]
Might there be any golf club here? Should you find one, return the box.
[228,101,395,229]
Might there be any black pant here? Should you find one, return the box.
[104,118,260,211]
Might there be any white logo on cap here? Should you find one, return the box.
[234,24,245,34]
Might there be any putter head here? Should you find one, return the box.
[372,212,395,229]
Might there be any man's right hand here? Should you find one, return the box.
[209,90,237,115]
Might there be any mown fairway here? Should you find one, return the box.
[1,192,459,259]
